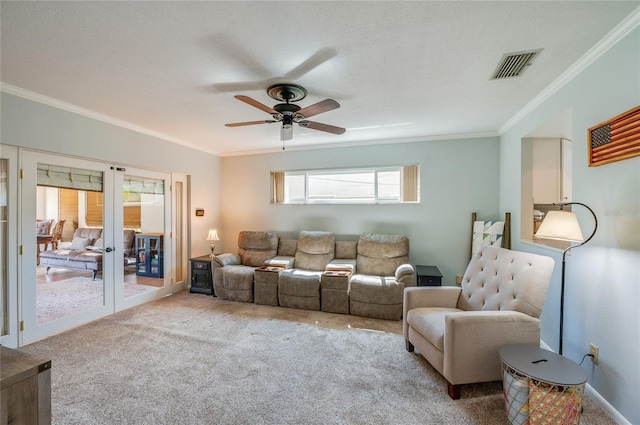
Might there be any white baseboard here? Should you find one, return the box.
[540,340,629,425]
[584,385,630,425]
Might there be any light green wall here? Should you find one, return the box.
[221,137,501,284]
[0,91,222,257]
[500,25,640,424]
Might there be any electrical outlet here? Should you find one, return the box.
[589,343,599,365]
[456,275,463,285]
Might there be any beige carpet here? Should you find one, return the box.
[22,290,615,425]
[36,275,155,324]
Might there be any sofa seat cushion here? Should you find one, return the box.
[406,307,462,351]
[349,274,409,320]
[349,275,405,303]
[278,269,321,311]
[214,265,255,303]
[279,270,322,296]
[40,249,103,271]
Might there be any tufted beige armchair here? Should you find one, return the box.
[403,245,554,399]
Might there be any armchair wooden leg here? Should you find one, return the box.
[405,340,414,352]
[447,382,461,399]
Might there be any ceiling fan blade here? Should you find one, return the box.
[225,120,276,127]
[299,121,346,135]
[295,99,340,119]
[281,125,293,141]
[235,95,278,115]
[283,48,338,80]
[209,33,273,92]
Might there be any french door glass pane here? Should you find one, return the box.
[122,174,165,298]
[36,163,106,325]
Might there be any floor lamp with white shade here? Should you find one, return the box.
[534,202,598,355]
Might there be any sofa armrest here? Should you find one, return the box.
[214,253,241,267]
[403,286,462,340]
[264,255,295,269]
[404,286,461,310]
[396,263,415,286]
[443,311,541,384]
[326,259,356,273]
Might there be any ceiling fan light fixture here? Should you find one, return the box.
[225,84,345,141]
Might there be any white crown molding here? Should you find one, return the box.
[0,83,222,156]
[2,82,496,158]
[220,131,499,157]
[499,6,640,135]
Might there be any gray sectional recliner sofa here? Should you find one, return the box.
[211,230,415,320]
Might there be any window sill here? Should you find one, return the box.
[521,238,571,253]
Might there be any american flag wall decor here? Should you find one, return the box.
[588,105,640,166]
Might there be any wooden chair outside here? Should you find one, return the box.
[36,219,55,265]
[50,219,66,250]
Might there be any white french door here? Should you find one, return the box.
[113,166,173,311]
[19,152,185,344]
[0,145,19,347]
[21,151,115,343]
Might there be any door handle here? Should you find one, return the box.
[105,247,114,253]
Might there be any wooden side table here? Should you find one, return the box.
[189,255,214,295]
[1,346,51,425]
[499,344,587,425]
[415,265,442,286]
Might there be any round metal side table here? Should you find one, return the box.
[499,344,587,425]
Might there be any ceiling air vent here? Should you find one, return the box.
[491,49,542,80]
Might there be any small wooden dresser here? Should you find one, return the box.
[1,346,51,425]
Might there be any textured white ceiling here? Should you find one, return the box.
[1,1,638,156]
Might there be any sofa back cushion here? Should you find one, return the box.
[277,238,298,257]
[294,231,335,271]
[335,240,357,259]
[457,245,554,318]
[73,228,103,241]
[237,231,278,267]
[356,233,409,276]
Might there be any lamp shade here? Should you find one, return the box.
[534,210,584,242]
[206,229,220,241]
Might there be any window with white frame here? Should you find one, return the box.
[271,165,419,204]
